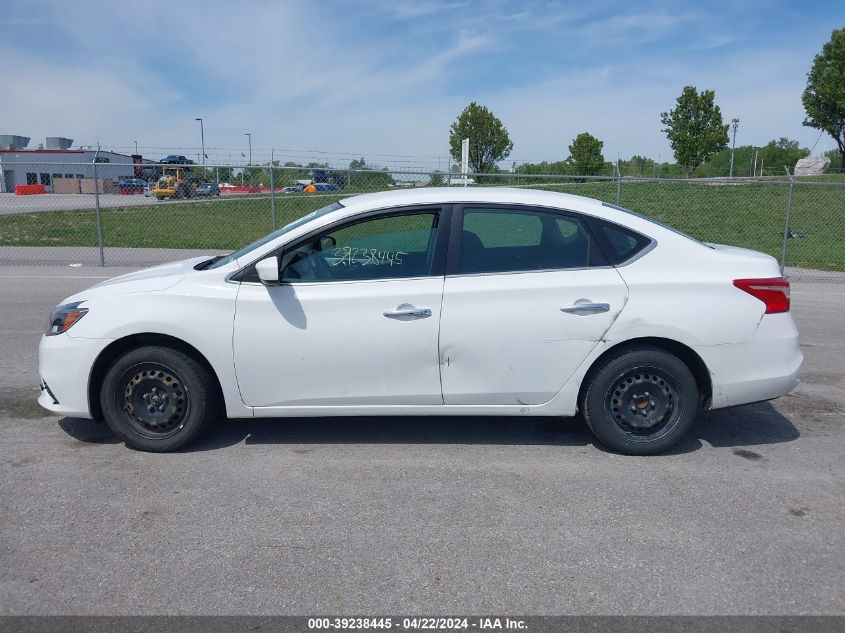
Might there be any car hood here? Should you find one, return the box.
[63,256,211,304]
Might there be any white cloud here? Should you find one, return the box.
[0,0,838,167]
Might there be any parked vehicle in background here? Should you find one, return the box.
[152,167,194,200]
[117,178,147,194]
[315,183,340,192]
[38,188,802,455]
[282,183,305,193]
[159,155,194,165]
[195,182,221,197]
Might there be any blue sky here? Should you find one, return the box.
[2,0,841,168]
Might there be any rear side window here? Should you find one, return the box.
[588,217,652,265]
[459,207,603,274]
[464,211,542,247]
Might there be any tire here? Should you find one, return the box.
[100,346,219,452]
[581,346,699,455]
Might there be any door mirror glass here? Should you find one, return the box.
[255,256,280,285]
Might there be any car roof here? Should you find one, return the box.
[339,187,606,214]
[229,186,701,269]
[333,186,692,246]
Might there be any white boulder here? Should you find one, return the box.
[794,155,831,176]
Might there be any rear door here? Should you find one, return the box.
[438,204,629,405]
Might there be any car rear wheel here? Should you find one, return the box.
[100,346,218,452]
[581,346,699,455]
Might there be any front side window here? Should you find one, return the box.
[26,173,37,185]
[209,202,344,270]
[459,207,598,274]
[281,212,440,283]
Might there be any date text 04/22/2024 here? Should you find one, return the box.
[307,617,528,630]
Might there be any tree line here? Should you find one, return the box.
[447,27,845,179]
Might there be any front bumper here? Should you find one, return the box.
[696,313,803,409]
[37,333,114,418]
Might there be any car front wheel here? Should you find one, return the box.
[100,346,218,452]
[581,346,699,455]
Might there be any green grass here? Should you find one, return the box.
[0,195,344,251]
[0,182,842,270]
[533,180,845,271]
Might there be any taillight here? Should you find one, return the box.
[733,277,790,314]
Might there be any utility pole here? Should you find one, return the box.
[245,132,252,165]
[195,118,205,165]
[729,118,739,177]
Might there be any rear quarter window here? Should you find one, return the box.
[588,217,653,265]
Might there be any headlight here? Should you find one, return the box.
[46,302,88,336]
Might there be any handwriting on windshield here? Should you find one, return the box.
[331,247,409,267]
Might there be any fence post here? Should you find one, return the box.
[780,166,794,276]
[615,162,622,206]
[92,145,105,267]
[270,149,277,231]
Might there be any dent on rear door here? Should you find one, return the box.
[438,267,628,406]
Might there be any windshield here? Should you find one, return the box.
[208,202,344,269]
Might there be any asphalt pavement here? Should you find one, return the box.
[0,267,842,615]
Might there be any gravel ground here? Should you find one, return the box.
[0,267,842,615]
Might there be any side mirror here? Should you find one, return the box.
[255,256,280,285]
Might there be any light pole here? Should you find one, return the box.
[729,118,739,177]
[245,132,252,165]
[195,118,205,165]
[133,140,138,154]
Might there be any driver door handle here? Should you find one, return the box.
[383,307,432,319]
[561,302,610,315]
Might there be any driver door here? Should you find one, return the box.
[233,207,448,409]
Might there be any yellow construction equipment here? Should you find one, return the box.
[152,166,195,200]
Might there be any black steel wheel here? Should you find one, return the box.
[581,346,699,455]
[117,362,190,440]
[605,366,683,443]
[100,345,219,452]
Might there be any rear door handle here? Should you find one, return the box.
[561,302,610,315]
[383,307,432,319]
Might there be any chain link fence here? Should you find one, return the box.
[0,159,842,281]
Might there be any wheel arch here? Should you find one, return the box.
[578,337,712,410]
[87,332,225,421]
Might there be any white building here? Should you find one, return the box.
[0,139,138,193]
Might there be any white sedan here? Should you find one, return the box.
[38,188,802,454]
